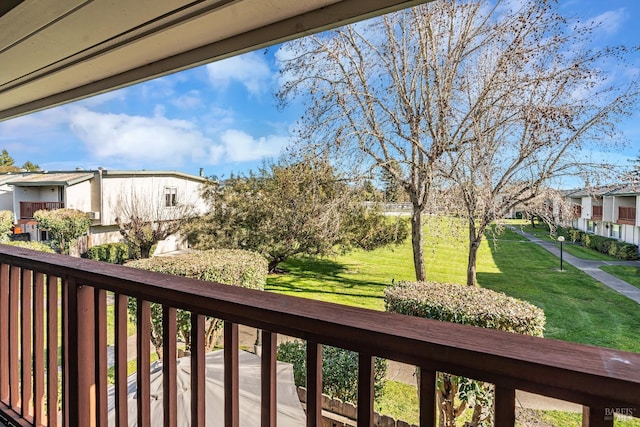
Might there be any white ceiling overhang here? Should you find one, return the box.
[0,0,428,121]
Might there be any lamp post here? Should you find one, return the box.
[558,236,565,271]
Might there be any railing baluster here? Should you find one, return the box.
[20,268,32,420]
[306,341,322,427]
[67,280,96,427]
[115,293,129,427]
[419,368,436,426]
[137,299,151,427]
[61,276,69,427]
[495,385,515,426]
[9,266,19,410]
[95,289,108,426]
[0,264,9,404]
[582,406,614,427]
[47,275,59,427]
[357,354,374,427]
[33,272,45,425]
[224,321,239,427]
[163,306,177,427]
[191,314,205,427]
[261,330,277,427]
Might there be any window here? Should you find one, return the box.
[165,187,178,207]
[587,220,595,233]
[610,224,621,239]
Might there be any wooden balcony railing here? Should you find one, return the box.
[592,205,603,220]
[618,207,636,226]
[19,202,64,219]
[0,245,638,427]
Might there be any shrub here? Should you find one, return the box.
[385,281,545,426]
[277,340,387,404]
[568,229,583,243]
[2,241,55,253]
[126,249,267,290]
[0,210,13,241]
[86,243,129,264]
[33,208,91,254]
[385,281,545,336]
[581,232,639,260]
[127,249,268,358]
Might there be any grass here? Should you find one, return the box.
[375,381,418,425]
[540,410,640,426]
[514,222,617,261]
[268,222,640,353]
[480,227,640,352]
[601,265,640,290]
[268,219,640,424]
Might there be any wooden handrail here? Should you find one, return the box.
[619,206,636,225]
[0,244,638,426]
[592,205,603,220]
[19,201,65,219]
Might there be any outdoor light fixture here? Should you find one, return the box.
[557,236,565,271]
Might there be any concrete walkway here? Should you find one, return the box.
[510,227,640,304]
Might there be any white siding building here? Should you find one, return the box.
[6,169,207,253]
[567,185,640,247]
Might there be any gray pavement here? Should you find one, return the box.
[510,226,640,304]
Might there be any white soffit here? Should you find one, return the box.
[0,0,428,121]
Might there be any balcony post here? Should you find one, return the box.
[67,280,96,427]
[583,406,614,427]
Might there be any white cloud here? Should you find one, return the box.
[218,129,289,162]
[68,107,211,168]
[206,51,273,95]
[68,107,289,168]
[171,90,204,110]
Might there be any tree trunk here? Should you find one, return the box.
[411,207,426,281]
[140,244,152,259]
[467,220,481,287]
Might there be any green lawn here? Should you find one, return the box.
[514,222,617,261]
[268,222,640,424]
[601,265,640,290]
[267,224,640,353]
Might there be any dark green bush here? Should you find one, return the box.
[277,340,387,404]
[568,229,583,243]
[580,232,639,260]
[2,241,55,253]
[86,243,129,264]
[613,243,640,260]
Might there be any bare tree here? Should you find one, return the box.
[278,1,494,280]
[434,0,639,286]
[278,0,638,283]
[115,187,198,258]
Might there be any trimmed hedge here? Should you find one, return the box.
[565,229,639,260]
[385,281,545,426]
[126,249,267,290]
[126,250,268,358]
[86,243,129,264]
[1,241,55,253]
[277,340,387,404]
[384,281,545,336]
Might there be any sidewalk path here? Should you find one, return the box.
[510,227,640,305]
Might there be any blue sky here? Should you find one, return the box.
[0,0,638,180]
